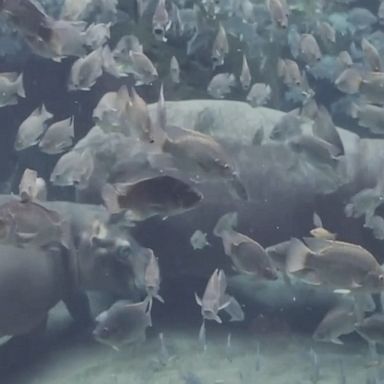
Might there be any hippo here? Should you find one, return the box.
[0,196,149,339]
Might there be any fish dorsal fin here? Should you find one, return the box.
[95,310,108,323]
[313,212,323,228]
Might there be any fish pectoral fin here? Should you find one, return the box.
[213,314,222,324]
[331,338,344,345]
[351,281,363,288]
[333,289,351,294]
[194,293,202,307]
[16,232,38,242]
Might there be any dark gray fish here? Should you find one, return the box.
[101,175,202,221]
[214,212,278,280]
[287,238,384,292]
[355,314,384,345]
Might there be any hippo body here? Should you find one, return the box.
[0,245,66,336]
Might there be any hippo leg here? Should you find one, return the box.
[62,290,92,326]
[0,315,48,375]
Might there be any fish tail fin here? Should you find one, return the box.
[15,73,25,98]
[213,212,238,237]
[286,238,312,273]
[101,183,122,215]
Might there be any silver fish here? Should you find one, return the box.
[211,23,229,69]
[239,54,252,90]
[68,47,104,91]
[190,230,210,250]
[207,73,236,99]
[144,249,164,303]
[93,299,152,350]
[152,0,171,42]
[39,116,75,155]
[15,104,53,151]
[0,72,25,107]
[195,269,230,323]
[246,83,271,107]
[313,303,357,345]
[170,55,180,84]
[50,149,94,189]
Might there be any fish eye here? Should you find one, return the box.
[379,274,384,282]
[154,28,163,36]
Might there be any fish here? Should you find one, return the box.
[170,55,180,84]
[118,51,158,85]
[93,299,152,350]
[152,0,171,42]
[190,230,210,250]
[286,238,384,292]
[0,72,25,107]
[60,0,93,21]
[211,23,229,69]
[198,320,207,352]
[195,269,230,323]
[101,175,202,221]
[309,348,320,384]
[68,47,104,91]
[334,68,362,94]
[38,116,75,155]
[310,212,337,240]
[350,103,384,135]
[50,149,94,189]
[288,134,339,166]
[299,33,322,65]
[277,59,301,87]
[0,0,52,41]
[225,332,232,361]
[14,104,53,151]
[266,0,288,29]
[239,54,251,90]
[85,22,111,50]
[207,73,236,99]
[246,83,271,107]
[125,87,154,142]
[161,129,248,201]
[18,168,38,202]
[112,34,143,62]
[312,105,344,156]
[317,21,336,44]
[361,38,381,72]
[92,86,129,129]
[270,110,302,141]
[313,303,357,345]
[355,314,384,345]
[0,199,71,250]
[223,295,245,321]
[214,212,278,280]
[144,248,164,303]
[337,51,353,68]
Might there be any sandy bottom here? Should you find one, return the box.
[2,300,380,384]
